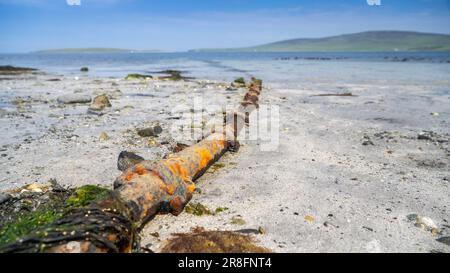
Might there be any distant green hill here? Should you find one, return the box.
[32,48,162,53]
[193,31,450,52]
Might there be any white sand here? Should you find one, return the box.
[1,67,449,252]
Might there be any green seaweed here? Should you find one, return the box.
[251,77,262,86]
[0,207,63,245]
[184,202,213,216]
[215,207,229,213]
[160,70,183,81]
[234,77,246,85]
[184,203,229,216]
[65,185,110,208]
[0,185,111,247]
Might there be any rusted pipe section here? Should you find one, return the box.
[1,78,262,253]
[114,78,261,225]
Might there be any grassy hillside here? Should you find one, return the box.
[195,31,450,52]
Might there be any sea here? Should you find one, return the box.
[1,51,450,89]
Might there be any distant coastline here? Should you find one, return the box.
[191,31,450,52]
[32,48,164,54]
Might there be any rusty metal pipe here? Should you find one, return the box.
[3,78,262,253]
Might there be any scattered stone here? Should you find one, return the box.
[258,226,266,235]
[362,135,375,146]
[88,94,111,113]
[430,112,440,116]
[22,183,49,193]
[97,89,123,99]
[147,139,158,147]
[416,159,447,169]
[99,132,109,141]
[418,132,432,140]
[49,178,66,193]
[323,221,338,228]
[80,67,89,72]
[141,245,154,253]
[154,70,191,81]
[362,140,374,146]
[117,151,145,171]
[137,125,163,137]
[232,77,246,88]
[231,216,246,225]
[407,214,439,233]
[406,214,418,221]
[443,176,450,182]
[362,226,374,232]
[313,92,355,97]
[436,236,450,246]
[0,192,12,204]
[125,73,152,80]
[172,142,189,153]
[235,229,260,235]
[226,86,238,91]
[57,94,92,104]
[304,215,315,223]
[149,232,160,238]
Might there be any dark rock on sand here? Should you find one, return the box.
[173,142,189,153]
[99,132,109,141]
[436,237,450,247]
[49,178,67,193]
[80,67,89,72]
[117,151,145,171]
[314,92,354,97]
[407,214,439,232]
[93,89,122,99]
[87,94,111,114]
[0,192,12,204]
[362,140,374,146]
[137,125,163,137]
[125,73,152,80]
[232,77,246,88]
[0,65,37,75]
[57,94,92,104]
[226,86,238,91]
[362,135,374,146]
[154,70,192,81]
[418,131,434,140]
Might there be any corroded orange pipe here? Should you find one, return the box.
[5,78,262,253]
[114,78,262,227]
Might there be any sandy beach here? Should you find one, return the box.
[0,59,449,252]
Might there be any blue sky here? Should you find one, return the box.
[0,0,449,52]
